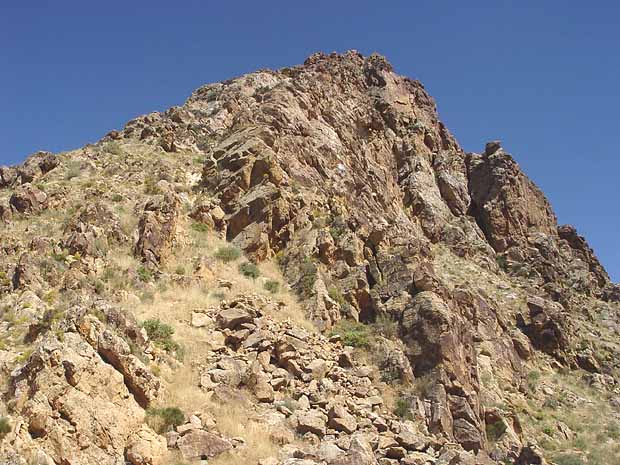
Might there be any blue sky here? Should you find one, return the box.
[1,1,618,281]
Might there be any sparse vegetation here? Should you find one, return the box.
[330,319,370,348]
[372,313,399,338]
[190,222,210,233]
[0,417,10,439]
[263,279,280,294]
[137,266,153,283]
[145,406,184,433]
[141,319,182,358]
[144,175,162,195]
[238,261,260,279]
[552,453,584,465]
[65,161,81,180]
[486,420,508,442]
[214,245,241,263]
[103,141,124,156]
[298,257,317,296]
[393,398,413,420]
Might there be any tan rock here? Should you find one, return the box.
[177,430,232,460]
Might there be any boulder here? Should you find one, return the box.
[125,426,167,465]
[9,184,48,213]
[134,190,179,267]
[177,430,232,460]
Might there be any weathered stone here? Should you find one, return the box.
[9,184,48,213]
[177,430,232,460]
[296,409,328,437]
[134,190,179,267]
[216,308,253,329]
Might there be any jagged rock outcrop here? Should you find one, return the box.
[0,50,617,465]
[134,189,180,268]
[9,184,48,214]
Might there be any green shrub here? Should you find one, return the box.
[328,286,346,306]
[394,398,413,420]
[328,216,347,241]
[145,407,184,433]
[142,319,174,341]
[372,314,399,338]
[606,421,620,440]
[0,417,10,439]
[144,175,162,195]
[264,280,280,294]
[298,258,317,296]
[190,222,210,233]
[486,420,508,442]
[137,266,153,283]
[238,262,260,279]
[527,370,541,391]
[65,161,81,180]
[111,193,123,202]
[214,246,241,263]
[104,141,124,156]
[141,319,183,359]
[174,265,186,276]
[330,320,370,348]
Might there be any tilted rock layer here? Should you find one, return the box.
[0,51,618,465]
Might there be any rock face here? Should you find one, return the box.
[0,51,618,465]
[134,190,180,268]
[7,333,150,464]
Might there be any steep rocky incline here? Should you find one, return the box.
[0,51,618,465]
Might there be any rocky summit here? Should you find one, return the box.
[0,51,618,465]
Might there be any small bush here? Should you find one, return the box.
[145,407,184,433]
[111,193,123,202]
[328,215,347,241]
[330,320,370,348]
[372,314,399,338]
[264,280,280,294]
[486,420,507,442]
[298,258,317,296]
[104,141,124,156]
[0,417,10,439]
[174,265,186,276]
[142,319,174,341]
[137,266,153,283]
[238,262,260,279]
[394,398,413,420]
[214,246,241,263]
[144,175,162,195]
[328,286,346,306]
[141,319,183,359]
[527,370,541,391]
[606,421,620,440]
[65,161,81,180]
[190,222,210,233]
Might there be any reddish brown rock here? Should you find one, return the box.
[134,190,180,267]
[9,184,48,213]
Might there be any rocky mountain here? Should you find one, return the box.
[0,50,619,465]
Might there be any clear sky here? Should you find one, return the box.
[1,1,618,282]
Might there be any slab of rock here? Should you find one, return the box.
[216,308,253,329]
[177,430,232,460]
[296,409,328,437]
[125,426,167,465]
[191,311,212,328]
[328,405,358,434]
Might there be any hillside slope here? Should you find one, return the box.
[0,51,619,465]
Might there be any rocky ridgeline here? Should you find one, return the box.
[0,51,619,464]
